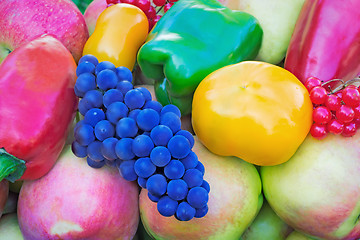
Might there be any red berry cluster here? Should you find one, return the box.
[305,77,360,139]
[106,0,178,30]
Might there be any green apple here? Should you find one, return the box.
[286,231,316,240]
[261,133,360,240]
[139,137,263,240]
[219,0,305,64]
[241,200,293,240]
[0,214,23,240]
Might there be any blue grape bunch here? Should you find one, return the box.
[71,54,210,221]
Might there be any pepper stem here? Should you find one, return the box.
[0,148,26,183]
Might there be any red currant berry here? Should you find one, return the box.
[326,119,344,135]
[106,0,119,4]
[313,106,331,124]
[136,0,150,12]
[342,86,360,107]
[153,0,166,6]
[163,2,173,12]
[335,90,342,100]
[146,5,157,19]
[121,0,137,5]
[325,94,341,111]
[169,0,178,2]
[153,14,162,25]
[336,105,355,123]
[310,86,328,105]
[304,77,322,92]
[341,122,357,137]
[353,117,360,129]
[354,105,360,118]
[310,123,327,139]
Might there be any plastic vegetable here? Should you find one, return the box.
[137,0,263,115]
[192,61,313,166]
[82,3,149,71]
[284,0,360,85]
[0,35,78,181]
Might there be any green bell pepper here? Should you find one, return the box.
[137,0,263,115]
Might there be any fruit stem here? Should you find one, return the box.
[0,148,26,183]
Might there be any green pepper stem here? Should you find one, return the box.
[0,148,26,183]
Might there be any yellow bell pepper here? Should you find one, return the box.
[192,61,313,166]
[82,3,148,71]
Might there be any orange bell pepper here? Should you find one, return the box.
[192,61,313,166]
[82,3,148,71]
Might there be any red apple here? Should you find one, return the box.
[84,0,107,35]
[0,0,89,63]
[17,146,140,240]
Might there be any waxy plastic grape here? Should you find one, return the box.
[116,117,138,138]
[76,61,95,76]
[75,73,96,97]
[119,160,137,181]
[103,89,124,108]
[195,205,209,218]
[180,151,198,169]
[87,157,105,169]
[161,104,181,118]
[146,174,167,197]
[137,108,160,131]
[97,69,118,91]
[164,160,185,179]
[150,146,171,167]
[84,108,106,127]
[116,80,134,95]
[176,130,194,148]
[176,202,195,221]
[134,157,156,178]
[106,102,129,124]
[124,89,145,110]
[72,141,87,158]
[95,61,116,75]
[132,134,154,157]
[167,179,188,201]
[157,196,178,217]
[150,125,173,146]
[183,169,203,188]
[116,66,133,82]
[101,137,118,160]
[136,87,152,102]
[160,112,181,134]
[143,100,163,113]
[79,54,99,66]
[115,138,135,160]
[168,135,191,159]
[94,120,115,141]
[87,141,104,161]
[74,123,95,146]
[187,187,209,209]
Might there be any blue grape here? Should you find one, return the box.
[164,160,185,179]
[95,61,116,75]
[195,205,208,218]
[76,61,95,76]
[106,102,129,124]
[180,151,198,170]
[128,109,141,121]
[87,157,105,169]
[115,138,135,160]
[183,169,203,188]
[201,180,210,193]
[137,177,147,189]
[87,141,104,161]
[148,192,160,202]
[78,98,93,116]
[146,174,167,197]
[157,196,178,217]
[150,125,173,146]
[136,109,160,132]
[116,66,133,82]
[74,123,95,146]
[167,179,188,201]
[101,137,118,160]
[71,141,87,158]
[119,160,137,181]
[135,87,152,102]
[132,135,154,157]
[84,108,105,127]
[195,161,205,176]
[187,187,209,209]
[134,157,156,178]
[74,86,83,98]
[160,112,181,134]
[161,104,181,118]
[124,89,145,110]
[79,54,98,66]
[75,73,96,97]
[167,135,191,159]
[176,130,194,148]
[83,90,103,108]
[116,117,138,138]
[94,120,115,141]
[105,159,118,167]
[176,202,195,221]
[97,69,118,91]
[150,146,171,167]
[103,89,123,108]
[116,80,133,95]
[143,100,163,113]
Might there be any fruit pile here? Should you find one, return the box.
[307,77,360,138]
[72,54,210,221]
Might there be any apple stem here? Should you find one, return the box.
[0,148,26,183]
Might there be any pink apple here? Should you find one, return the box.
[17,146,140,240]
[139,137,263,239]
[0,0,89,63]
[0,180,8,218]
[261,133,360,240]
[84,0,107,35]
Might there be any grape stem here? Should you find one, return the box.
[322,77,360,94]
[0,148,26,183]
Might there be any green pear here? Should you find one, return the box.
[219,0,305,64]
[241,200,293,240]
[139,137,263,240]
[286,231,316,240]
[261,133,360,240]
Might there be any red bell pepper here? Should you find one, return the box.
[284,0,360,85]
[0,35,78,181]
